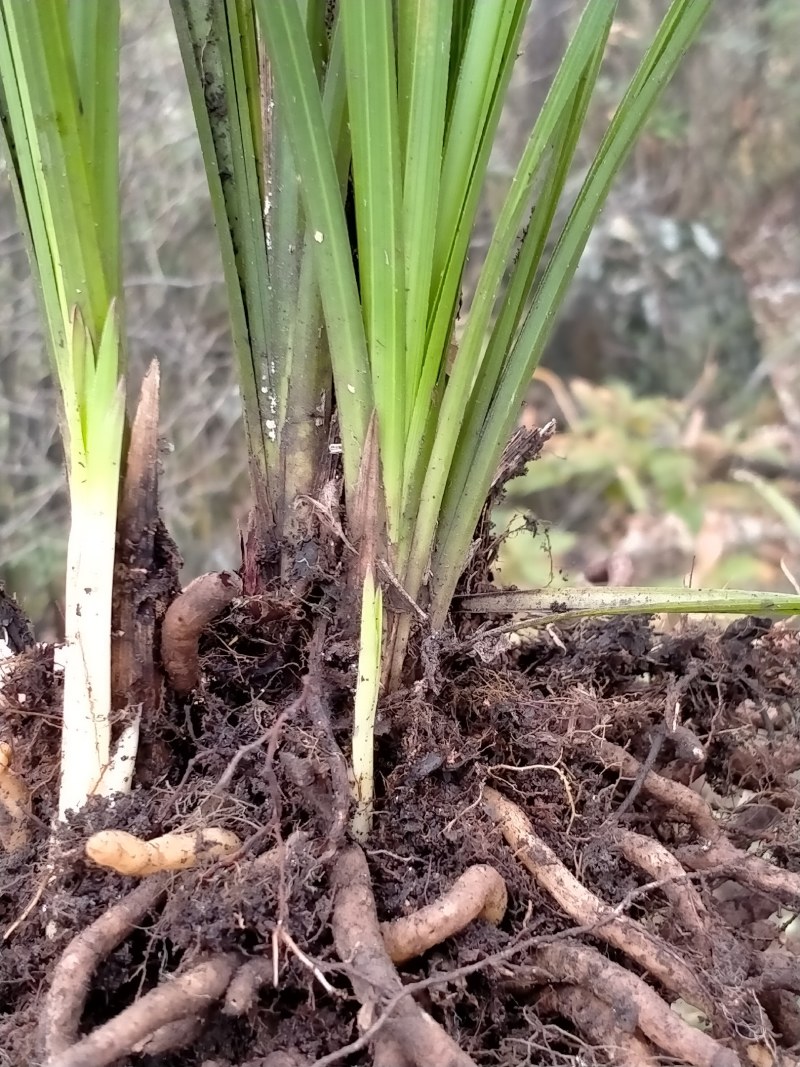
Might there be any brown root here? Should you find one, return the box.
[41,877,168,1062]
[482,785,714,1017]
[48,953,240,1067]
[535,984,659,1067]
[612,826,710,942]
[594,739,800,905]
[84,827,241,876]
[677,842,800,904]
[161,570,242,694]
[533,942,739,1067]
[381,864,507,964]
[332,845,478,1067]
[303,674,352,854]
[593,739,720,837]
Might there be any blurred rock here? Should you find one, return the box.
[539,209,764,423]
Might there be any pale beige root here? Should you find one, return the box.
[613,826,710,941]
[536,984,659,1067]
[595,740,800,904]
[48,953,240,1067]
[534,942,739,1067]
[593,739,723,841]
[41,877,168,1062]
[0,740,31,852]
[381,864,507,964]
[332,845,478,1067]
[161,570,242,694]
[85,827,241,876]
[482,785,713,1016]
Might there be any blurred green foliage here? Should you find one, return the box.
[494,379,799,593]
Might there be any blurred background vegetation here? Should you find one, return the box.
[1,0,799,638]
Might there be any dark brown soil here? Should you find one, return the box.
[3,595,800,1067]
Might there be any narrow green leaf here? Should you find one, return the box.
[11,0,111,337]
[0,0,122,460]
[447,0,475,117]
[255,0,371,499]
[397,0,452,395]
[429,0,713,626]
[341,0,406,540]
[170,0,275,522]
[0,10,67,369]
[402,0,529,515]
[437,5,614,564]
[280,11,348,565]
[433,1,527,290]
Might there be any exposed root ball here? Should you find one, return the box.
[482,785,713,1016]
[0,740,31,852]
[381,864,507,964]
[85,828,241,876]
[534,942,739,1067]
[161,571,242,694]
[536,984,659,1067]
[332,845,478,1067]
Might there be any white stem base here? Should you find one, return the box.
[58,502,118,820]
[351,573,383,842]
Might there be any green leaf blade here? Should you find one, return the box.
[255,0,371,499]
[397,0,452,397]
[342,0,406,540]
[428,0,714,626]
[406,0,615,606]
